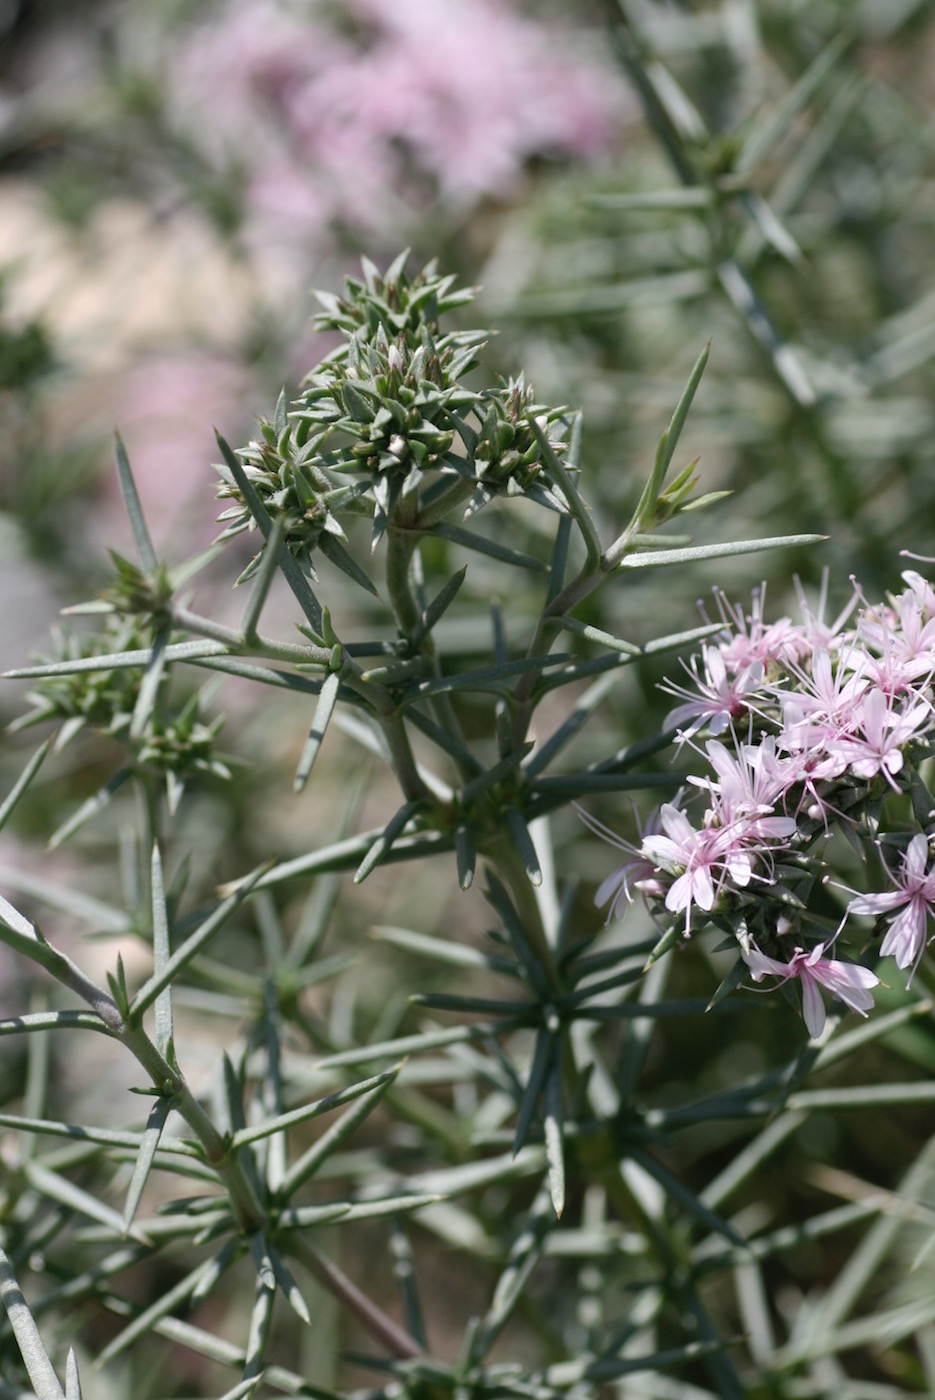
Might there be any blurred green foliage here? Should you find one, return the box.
[485,0,935,610]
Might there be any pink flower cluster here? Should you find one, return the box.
[593,568,935,1037]
[165,0,628,261]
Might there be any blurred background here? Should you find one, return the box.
[4,0,935,1393]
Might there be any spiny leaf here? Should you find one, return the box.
[543,1055,565,1218]
[310,1017,526,1071]
[528,415,601,570]
[130,861,272,1019]
[24,1159,143,1241]
[546,513,573,607]
[150,843,173,1056]
[403,654,571,703]
[190,1238,243,1308]
[505,806,542,887]
[426,521,549,573]
[122,1096,173,1233]
[48,768,133,851]
[216,431,323,631]
[614,533,826,571]
[240,513,286,642]
[0,737,53,836]
[735,31,850,176]
[294,671,341,793]
[354,800,423,883]
[512,1031,553,1159]
[279,1067,400,1199]
[96,1255,218,1366]
[114,433,157,575]
[64,1349,82,1400]
[644,922,683,971]
[267,1241,312,1326]
[231,1066,400,1151]
[473,1189,554,1361]
[0,1243,66,1399]
[588,187,712,210]
[318,531,380,596]
[242,1253,275,1383]
[410,566,467,647]
[5,638,230,679]
[455,824,476,890]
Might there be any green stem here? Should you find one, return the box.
[289,1237,424,1359]
[377,708,431,804]
[385,524,422,636]
[414,476,479,531]
[118,1024,264,1231]
[171,605,330,668]
[182,559,434,802]
[385,520,473,781]
[508,560,603,750]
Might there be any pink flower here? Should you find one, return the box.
[695,736,798,841]
[576,805,666,923]
[714,584,802,672]
[775,698,852,811]
[662,646,765,740]
[742,942,879,1038]
[779,647,866,727]
[828,686,932,787]
[791,570,860,655]
[900,568,935,618]
[855,587,935,696]
[847,833,935,982]
[641,802,755,931]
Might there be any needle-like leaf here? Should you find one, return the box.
[294,671,340,793]
[114,433,157,575]
[0,737,53,836]
[242,1249,275,1384]
[129,624,170,740]
[48,769,133,851]
[240,512,286,643]
[150,843,173,1056]
[64,1349,82,1400]
[354,799,422,883]
[543,1054,565,1218]
[96,1255,218,1366]
[216,431,323,631]
[122,1096,173,1233]
[130,861,271,1020]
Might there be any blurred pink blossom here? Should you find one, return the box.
[98,351,254,551]
[167,0,629,256]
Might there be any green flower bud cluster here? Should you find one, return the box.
[215,394,369,585]
[12,619,147,738]
[133,698,230,787]
[470,374,571,517]
[99,551,175,620]
[216,253,573,569]
[11,618,230,804]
